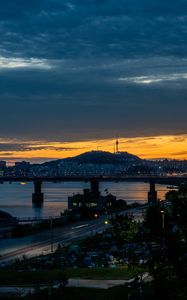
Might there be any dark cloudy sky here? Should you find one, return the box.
[0,0,187,145]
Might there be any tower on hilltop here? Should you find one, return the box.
[115,137,119,153]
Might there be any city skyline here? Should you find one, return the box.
[0,1,186,163]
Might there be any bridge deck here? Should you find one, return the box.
[0,176,186,184]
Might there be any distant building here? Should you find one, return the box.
[68,182,116,217]
[0,161,6,176]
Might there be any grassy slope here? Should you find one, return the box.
[0,267,142,285]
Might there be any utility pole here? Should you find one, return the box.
[50,217,53,253]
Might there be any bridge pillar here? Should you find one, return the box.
[148,181,157,205]
[90,179,100,196]
[32,181,44,204]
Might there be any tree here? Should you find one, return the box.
[110,214,139,244]
[144,204,168,238]
[166,184,187,232]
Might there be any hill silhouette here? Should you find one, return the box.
[41,151,142,166]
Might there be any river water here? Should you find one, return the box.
[0,182,168,218]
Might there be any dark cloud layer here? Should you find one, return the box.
[0,0,186,141]
[0,142,80,152]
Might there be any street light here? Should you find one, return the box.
[160,210,165,229]
[160,210,165,249]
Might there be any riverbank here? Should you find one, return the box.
[0,206,145,264]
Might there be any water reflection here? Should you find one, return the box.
[32,203,43,219]
[0,182,169,218]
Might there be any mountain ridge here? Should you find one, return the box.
[40,151,142,166]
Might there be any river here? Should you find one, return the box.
[0,182,168,218]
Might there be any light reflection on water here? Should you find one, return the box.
[0,182,168,218]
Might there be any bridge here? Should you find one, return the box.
[0,176,186,205]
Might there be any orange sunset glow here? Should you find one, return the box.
[1,134,187,164]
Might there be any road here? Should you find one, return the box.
[0,207,144,264]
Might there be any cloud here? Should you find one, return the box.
[0,142,82,153]
[0,152,13,156]
[0,1,186,143]
[171,151,187,156]
[171,136,187,143]
[0,56,52,69]
[0,0,187,60]
[118,73,187,85]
